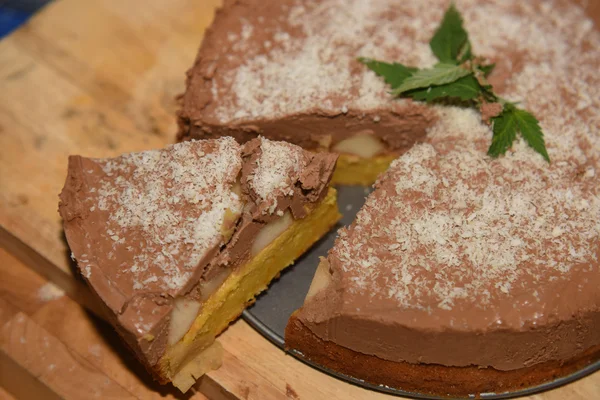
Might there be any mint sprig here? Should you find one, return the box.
[358,4,550,162]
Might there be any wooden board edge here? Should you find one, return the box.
[0,224,105,318]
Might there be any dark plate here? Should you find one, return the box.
[241,185,600,399]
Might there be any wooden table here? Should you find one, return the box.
[0,0,598,398]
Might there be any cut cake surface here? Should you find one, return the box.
[59,137,341,389]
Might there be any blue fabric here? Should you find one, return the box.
[0,1,50,38]
[0,7,29,37]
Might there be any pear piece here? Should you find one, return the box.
[332,134,385,158]
[169,298,202,346]
[251,211,293,256]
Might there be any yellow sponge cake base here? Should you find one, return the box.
[160,188,341,391]
[331,154,397,185]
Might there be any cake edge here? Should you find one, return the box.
[285,314,600,397]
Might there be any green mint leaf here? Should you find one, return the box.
[479,63,496,77]
[488,107,518,158]
[393,63,470,94]
[357,58,417,89]
[457,40,472,64]
[488,106,551,162]
[429,4,471,64]
[407,74,480,103]
[513,108,550,162]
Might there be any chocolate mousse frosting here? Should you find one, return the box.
[58,137,336,379]
[177,0,436,155]
[289,125,600,393]
[291,138,600,371]
[284,0,600,395]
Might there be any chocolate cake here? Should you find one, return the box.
[284,0,600,396]
[177,0,439,185]
[58,137,341,391]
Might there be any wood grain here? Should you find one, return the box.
[0,297,19,329]
[0,386,16,400]
[0,249,53,316]
[0,0,598,399]
[2,312,137,399]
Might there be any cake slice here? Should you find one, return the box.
[177,0,437,185]
[58,137,340,391]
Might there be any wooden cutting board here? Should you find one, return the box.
[0,0,598,399]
